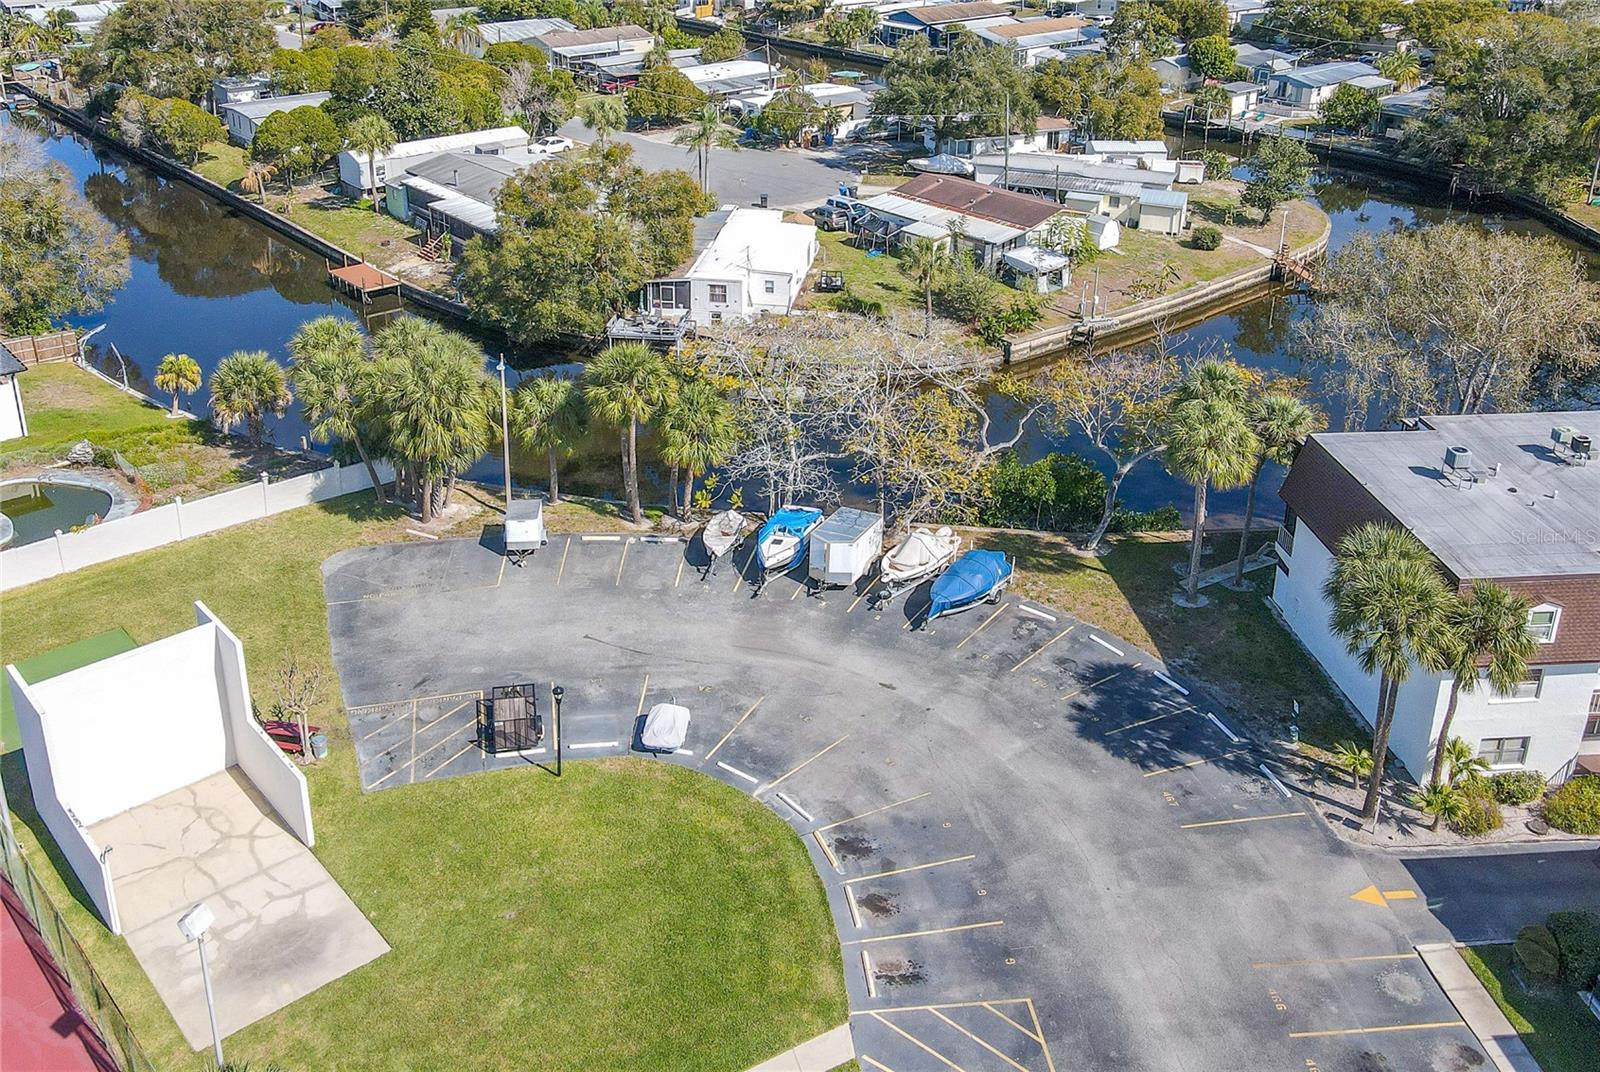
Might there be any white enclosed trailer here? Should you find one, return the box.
[504,499,547,564]
[808,508,884,588]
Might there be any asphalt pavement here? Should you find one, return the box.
[317,532,1548,1072]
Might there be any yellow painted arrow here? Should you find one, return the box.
[1351,884,1419,906]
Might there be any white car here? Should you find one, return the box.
[533,136,573,154]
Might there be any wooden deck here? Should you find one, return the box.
[327,260,402,303]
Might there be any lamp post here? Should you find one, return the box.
[497,355,512,514]
[551,686,563,778]
[177,903,223,1067]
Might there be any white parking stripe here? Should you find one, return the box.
[1018,604,1056,622]
[777,792,814,822]
[1206,712,1241,743]
[570,740,618,749]
[716,760,760,784]
[1259,763,1293,799]
[1154,670,1190,695]
[1089,634,1124,656]
[580,534,622,542]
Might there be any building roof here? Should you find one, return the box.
[1279,411,1600,581]
[401,151,527,206]
[1233,44,1299,68]
[536,23,652,50]
[894,172,1063,229]
[1137,187,1188,209]
[343,126,529,168]
[222,91,331,122]
[0,342,26,377]
[1222,80,1262,94]
[971,153,1171,190]
[1001,245,1070,274]
[1087,139,1168,155]
[1346,73,1397,91]
[1379,86,1436,116]
[897,1,1013,25]
[473,17,575,44]
[862,192,1024,245]
[669,207,816,285]
[1274,60,1381,89]
[981,14,1088,36]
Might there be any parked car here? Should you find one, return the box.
[532,136,574,154]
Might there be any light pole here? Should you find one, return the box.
[497,355,512,514]
[177,903,223,1068]
[551,686,564,777]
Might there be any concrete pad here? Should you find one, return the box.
[1417,944,1543,1072]
[89,769,389,1049]
[745,1024,854,1072]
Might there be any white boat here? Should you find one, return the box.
[881,526,961,587]
[756,506,823,573]
[700,510,748,561]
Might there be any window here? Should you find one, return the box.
[1479,736,1529,767]
[1585,691,1600,741]
[708,284,728,304]
[763,279,775,294]
[1277,506,1297,555]
[1527,605,1561,643]
[1491,668,1543,702]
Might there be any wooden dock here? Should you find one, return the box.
[327,259,401,303]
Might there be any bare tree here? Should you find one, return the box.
[274,655,324,765]
[1039,343,1179,553]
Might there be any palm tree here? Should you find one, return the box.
[1425,580,1536,788]
[1330,741,1374,791]
[1377,50,1421,91]
[660,378,739,520]
[1164,393,1260,605]
[582,343,678,524]
[289,316,387,503]
[1231,391,1323,588]
[899,237,951,338]
[372,319,494,522]
[210,351,291,444]
[579,96,627,148]
[1324,522,1451,821]
[153,353,201,416]
[512,375,585,505]
[1440,736,1491,787]
[672,103,736,194]
[1410,782,1465,832]
[344,114,397,213]
[442,10,479,50]
[242,159,279,204]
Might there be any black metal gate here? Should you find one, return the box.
[476,683,542,753]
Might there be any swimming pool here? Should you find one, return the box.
[0,479,114,547]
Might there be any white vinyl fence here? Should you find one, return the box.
[2,460,392,592]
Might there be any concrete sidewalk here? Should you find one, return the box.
[1417,943,1542,1072]
[745,1024,853,1072]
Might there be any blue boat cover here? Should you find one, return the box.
[756,507,823,568]
[927,550,1012,619]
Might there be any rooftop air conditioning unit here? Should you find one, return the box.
[1444,445,1473,471]
[1552,425,1576,446]
[1571,433,1592,457]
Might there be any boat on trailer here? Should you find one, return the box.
[700,510,748,563]
[755,506,823,573]
[881,526,962,588]
[926,549,1012,620]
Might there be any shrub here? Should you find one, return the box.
[1108,505,1183,533]
[1192,226,1223,251]
[1514,923,1562,980]
[1200,148,1233,181]
[935,258,1000,324]
[1546,910,1600,989]
[1543,775,1600,834]
[1447,785,1502,837]
[1488,770,1547,806]
[977,293,1045,345]
[978,451,1107,532]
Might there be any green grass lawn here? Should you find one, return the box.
[810,230,918,312]
[192,140,249,189]
[1461,944,1600,1072]
[285,197,423,266]
[0,495,846,1072]
[0,363,194,468]
[973,529,1363,753]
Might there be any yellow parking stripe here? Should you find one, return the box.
[1180,811,1305,830]
[953,603,1008,649]
[816,792,931,832]
[1008,626,1074,673]
[1143,749,1248,777]
[928,1009,1031,1072]
[758,735,849,794]
[843,854,975,886]
[866,1013,968,1072]
[1289,1020,1464,1039]
[703,696,764,761]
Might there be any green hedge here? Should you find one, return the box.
[1489,770,1548,805]
[1543,775,1600,834]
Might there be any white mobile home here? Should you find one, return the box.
[1268,61,1390,108]
[337,125,530,196]
[642,208,818,325]
[221,91,331,146]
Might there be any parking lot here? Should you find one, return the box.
[324,533,1490,1072]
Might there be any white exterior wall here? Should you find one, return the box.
[0,374,25,440]
[690,277,747,322]
[198,603,314,846]
[7,667,121,933]
[27,626,229,826]
[1272,522,1600,782]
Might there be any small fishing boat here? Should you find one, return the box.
[700,510,748,562]
[755,506,823,573]
[881,526,961,588]
[926,550,1012,620]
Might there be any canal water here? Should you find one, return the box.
[13,113,1592,520]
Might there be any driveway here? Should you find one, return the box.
[556,120,895,210]
[324,534,1495,1072]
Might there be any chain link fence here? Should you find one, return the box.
[1,819,158,1072]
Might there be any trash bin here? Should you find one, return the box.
[309,732,329,760]
[759,192,769,208]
